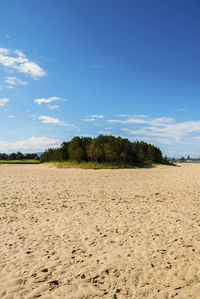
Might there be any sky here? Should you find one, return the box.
[1,0,200,157]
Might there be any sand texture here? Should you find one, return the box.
[0,163,200,298]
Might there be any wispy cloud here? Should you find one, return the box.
[108,118,148,124]
[38,115,76,128]
[0,48,45,79]
[38,115,61,124]
[4,76,28,88]
[0,97,9,106]
[106,114,200,144]
[34,97,65,105]
[117,114,129,117]
[90,114,104,118]
[107,116,174,126]
[48,105,59,110]
[0,136,61,153]
[82,114,104,122]
[117,114,147,118]
[81,118,95,122]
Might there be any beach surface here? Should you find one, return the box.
[0,163,200,298]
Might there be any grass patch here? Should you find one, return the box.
[0,159,40,164]
[43,160,169,169]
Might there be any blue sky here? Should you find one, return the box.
[1,0,200,157]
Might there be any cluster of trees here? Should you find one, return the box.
[0,152,39,160]
[40,135,166,165]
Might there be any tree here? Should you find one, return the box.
[39,135,164,166]
[68,137,84,163]
[9,153,17,160]
[88,139,103,162]
[0,153,8,160]
[16,152,24,160]
[60,142,70,160]
[81,137,92,160]
[180,157,185,162]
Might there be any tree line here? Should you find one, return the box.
[0,152,39,160]
[40,135,168,165]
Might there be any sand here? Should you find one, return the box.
[0,163,200,299]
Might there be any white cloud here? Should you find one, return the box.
[134,114,148,118]
[107,116,174,126]
[48,105,59,110]
[190,136,200,141]
[90,114,104,118]
[82,115,104,122]
[120,119,200,142]
[4,76,27,88]
[81,118,95,122]
[117,114,147,118]
[38,115,61,124]
[0,136,61,153]
[107,118,148,124]
[117,114,129,117]
[35,97,64,105]
[8,115,15,119]
[38,115,76,128]
[0,97,9,106]
[0,48,45,78]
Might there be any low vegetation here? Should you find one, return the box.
[0,152,40,164]
[0,159,40,164]
[0,152,39,160]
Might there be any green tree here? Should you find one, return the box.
[88,139,103,162]
[60,142,70,160]
[68,137,84,163]
[16,152,24,160]
[9,153,17,160]
[81,137,92,160]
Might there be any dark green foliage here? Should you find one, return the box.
[81,137,92,160]
[0,153,8,160]
[0,152,39,160]
[179,157,186,162]
[16,152,24,160]
[40,135,165,165]
[9,152,17,160]
[60,142,70,160]
[68,137,84,163]
[24,153,39,160]
[40,148,62,162]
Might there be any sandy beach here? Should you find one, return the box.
[0,163,200,298]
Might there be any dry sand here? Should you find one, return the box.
[0,163,200,299]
